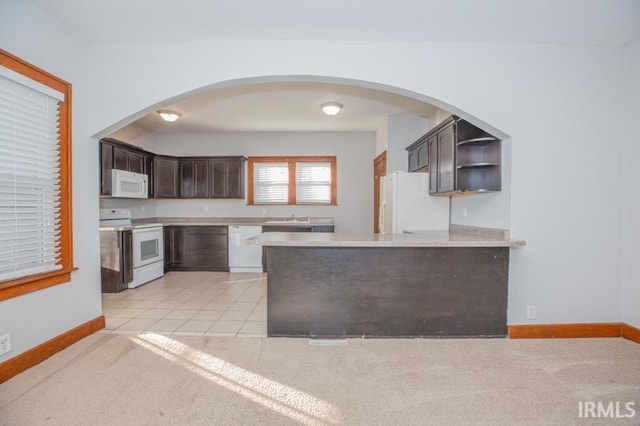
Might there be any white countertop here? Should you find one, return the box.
[99,225,134,231]
[247,231,525,248]
[133,217,334,227]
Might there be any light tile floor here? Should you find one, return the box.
[101,271,267,337]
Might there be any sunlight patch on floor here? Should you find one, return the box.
[131,332,341,425]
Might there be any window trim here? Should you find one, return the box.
[0,48,75,302]
[247,156,337,205]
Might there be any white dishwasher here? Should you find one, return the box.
[228,226,264,273]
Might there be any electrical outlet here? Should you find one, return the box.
[204,204,209,212]
[0,333,11,356]
[463,207,468,217]
[140,205,145,212]
[526,305,536,320]
[262,208,267,215]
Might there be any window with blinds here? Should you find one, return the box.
[0,50,72,301]
[248,156,337,205]
[0,62,65,284]
[296,162,331,204]
[253,162,289,204]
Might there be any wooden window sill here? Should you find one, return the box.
[0,267,78,302]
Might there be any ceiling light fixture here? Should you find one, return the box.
[321,102,342,116]
[157,109,181,122]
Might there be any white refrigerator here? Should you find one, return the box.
[379,171,450,234]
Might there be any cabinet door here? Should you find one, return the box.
[417,144,428,170]
[428,136,438,194]
[163,227,172,270]
[121,230,134,289]
[193,160,210,198]
[311,225,335,232]
[171,227,186,265]
[181,160,210,198]
[154,157,179,198]
[437,123,455,193]
[226,158,244,198]
[128,151,145,174]
[144,154,155,198]
[408,149,419,172]
[210,160,228,198]
[262,226,312,233]
[100,142,113,195]
[185,226,228,268]
[113,146,129,170]
[179,160,195,197]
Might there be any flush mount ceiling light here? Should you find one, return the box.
[157,109,181,122]
[321,102,343,116]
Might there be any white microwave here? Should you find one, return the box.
[111,169,148,198]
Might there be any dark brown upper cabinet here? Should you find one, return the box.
[406,116,501,195]
[100,138,151,196]
[180,159,210,198]
[407,136,429,172]
[101,138,246,199]
[154,156,179,198]
[211,157,245,198]
[436,122,456,194]
[100,141,114,196]
[178,157,246,199]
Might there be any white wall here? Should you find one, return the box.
[109,122,157,152]
[87,38,630,326]
[152,132,375,233]
[0,1,101,361]
[621,41,640,328]
[432,108,451,128]
[375,118,388,157]
[386,114,430,173]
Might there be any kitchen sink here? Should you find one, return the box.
[264,219,311,224]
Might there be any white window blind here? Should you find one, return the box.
[296,162,331,204]
[0,70,63,282]
[253,162,289,204]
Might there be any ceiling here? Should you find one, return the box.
[29,0,638,135]
[132,81,438,134]
[31,0,638,45]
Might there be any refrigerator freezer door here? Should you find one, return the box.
[379,174,395,234]
[379,171,449,234]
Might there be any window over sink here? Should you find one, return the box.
[247,156,337,205]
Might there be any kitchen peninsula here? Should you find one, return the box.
[249,226,525,338]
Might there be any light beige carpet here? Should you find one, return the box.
[1,334,639,425]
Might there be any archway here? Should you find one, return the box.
[97,75,511,233]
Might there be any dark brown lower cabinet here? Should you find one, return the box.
[261,225,334,272]
[261,225,335,233]
[101,230,133,293]
[164,226,228,271]
[267,246,509,338]
[164,226,186,270]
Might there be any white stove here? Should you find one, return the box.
[99,209,164,289]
